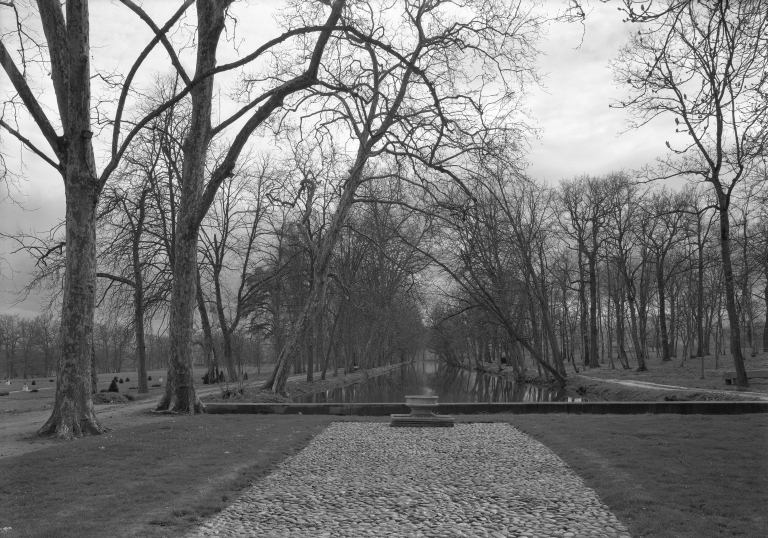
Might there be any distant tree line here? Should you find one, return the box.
[427,168,768,383]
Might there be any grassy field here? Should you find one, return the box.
[0,413,765,537]
[572,351,768,395]
[0,413,335,538]
[509,414,768,538]
[0,367,268,414]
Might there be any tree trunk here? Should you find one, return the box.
[264,153,368,394]
[305,308,315,383]
[157,1,230,412]
[39,0,106,438]
[196,267,216,381]
[626,286,646,371]
[578,249,589,366]
[588,251,599,368]
[695,220,705,357]
[90,338,98,394]
[762,277,768,352]
[133,191,149,394]
[39,182,106,438]
[717,203,748,386]
[214,266,237,382]
[669,281,677,358]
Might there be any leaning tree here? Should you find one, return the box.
[258,0,558,394]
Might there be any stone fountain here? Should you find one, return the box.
[390,395,454,427]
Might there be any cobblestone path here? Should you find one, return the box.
[187,422,632,538]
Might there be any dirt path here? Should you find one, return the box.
[574,375,768,401]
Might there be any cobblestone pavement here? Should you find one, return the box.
[187,423,632,538]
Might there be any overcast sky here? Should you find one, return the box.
[0,0,675,318]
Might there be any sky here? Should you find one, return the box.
[0,0,675,318]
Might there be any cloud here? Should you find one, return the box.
[526,1,671,183]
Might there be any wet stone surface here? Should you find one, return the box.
[187,423,632,538]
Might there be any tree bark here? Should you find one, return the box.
[133,190,149,394]
[156,0,230,413]
[40,180,106,438]
[717,203,748,386]
[38,0,107,439]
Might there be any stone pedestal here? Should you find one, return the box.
[390,395,454,427]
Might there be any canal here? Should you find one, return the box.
[294,361,581,403]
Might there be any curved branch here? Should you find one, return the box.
[118,0,192,86]
[110,0,194,161]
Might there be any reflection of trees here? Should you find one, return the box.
[294,361,576,403]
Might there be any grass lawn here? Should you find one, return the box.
[0,413,335,538]
[507,414,768,538]
[1,413,766,537]
[0,369,208,415]
[573,352,768,396]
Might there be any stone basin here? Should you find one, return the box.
[405,395,439,416]
[391,395,453,427]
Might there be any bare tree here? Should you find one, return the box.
[612,0,768,386]
[560,176,611,368]
[638,188,689,361]
[199,154,277,383]
[0,0,201,437]
[260,0,548,394]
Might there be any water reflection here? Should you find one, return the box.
[294,361,581,403]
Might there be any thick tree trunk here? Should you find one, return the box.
[157,1,229,413]
[39,182,106,438]
[90,338,98,394]
[158,221,203,412]
[39,0,106,439]
[718,204,748,386]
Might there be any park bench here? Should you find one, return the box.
[722,369,768,384]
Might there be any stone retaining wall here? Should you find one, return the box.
[205,400,768,415]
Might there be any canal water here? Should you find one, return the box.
[294,361,581,403]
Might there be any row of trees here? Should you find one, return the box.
[1,0,764,439]
[428,169,768,381]
[0,312,173,379]
[2,0,550,437]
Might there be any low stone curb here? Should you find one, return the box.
[204,400,768,415]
